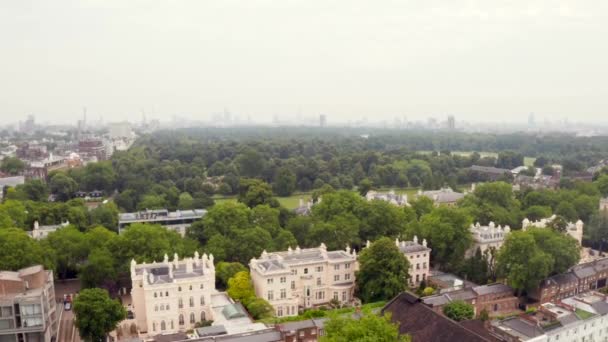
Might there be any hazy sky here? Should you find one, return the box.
[1,0,607,124]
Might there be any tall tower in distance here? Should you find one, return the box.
[528,112,536,127]
[447,115,455,130]
[319,114,327,127]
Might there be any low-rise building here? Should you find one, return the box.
[365,190,409,206]
[392,237,431,286]
[466,222,510,258]
[522,216,584,245]
[417,187,465,207]
[0,265,58,342]
[491,293,608,342]
[130,253,217,335]
[0,176,24,199]
[249,244,358,317]
[276,318,326,342]
[119,209,207,236]
[27,220,70,240]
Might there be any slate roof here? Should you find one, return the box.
[470,165,511,175]
[473,283,513,296]
[383,292,494,342]
[397,241,430,254]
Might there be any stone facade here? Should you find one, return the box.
[249,244,357,317]
[130,253,217,335]
[365,190,408,206]
[522,216,584,245]
[393,237,431,286]
[27,220,70,240]
[466,222,510,258]
[0,265,57,342]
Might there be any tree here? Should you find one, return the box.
[320,311,409,342]
[358,200,407,242]
[525,206,552,222]
[82,161,116,193]
[273,168,296,196]
[238,179,277,208]
[0,228,54,271]
[0,157,25,175]
[20,180,49,201]
[178,192,194,210]
[358,179,372,196]
[90,203,119,231]
[419,207,472,270]
[410,196,434,219]
[79,248,117,289]
[246,297,275,320]
[547,215,568,233]
[356,238,410,302]
[236,148,266,178]
[443,301,474,321]
[555,202,578,222]
[137,194,167,211]
[596,174,608,197]
[227,271,256,305]
[50,173,79,201]
[216,262,247,289]
[496,230,553,293]
[73,288,126,342]
[527,228,580,274]
[42,226,88,278]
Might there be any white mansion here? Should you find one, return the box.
[392,237,431,286]
[465,222,511,258]
[522,216,584,245]
[249,244,358,317]
[130,253,217,335]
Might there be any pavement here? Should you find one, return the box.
[55,278,83,342]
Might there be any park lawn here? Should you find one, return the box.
[213,193,314,210]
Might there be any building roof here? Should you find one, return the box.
[119,209,207,223]
[419,188,465,203]
[383,292,494,342]
[0,176,25,188]
[473,283,513,296]
[397,240,430,254]
[252,245,356,275]
[470,165,511,175]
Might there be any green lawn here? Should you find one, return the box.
[420,150,536,167]
[257,301,387,324]
[576,308,595,320]
[213,193,314,210]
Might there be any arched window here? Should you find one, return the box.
[159,292,163,297]
[200,296,205,305]
[171,320,174,329]
[152,322,156,331]
[154,305,158,312]
[189,297,194,307]
[200,283,204,289]
[190,313,195,324]
[160,321,166,331]
[201,311,206,321]
[178,286,182,292]
[178,298,183,308]
[165,291,169,297]
[179,314,184,325]
[160,304,164,311]
[154,292,157,298]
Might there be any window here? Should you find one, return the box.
[165,291,169,297]
[494,304,498,312]
[178,286,182,292]
[171,320,174,329]
[201,311,206,321]
[154,292,158,298]
[345,263,351,269]
[278,306,283,317]
[159,292,163,297]
[333,292,338,300]
[166,304,170,310]
[155,305,158,312]
[345,274,351,280]
[189,297,194,307]
[179,298,183,308]
[291,269,297,275]
[189,285,193,291]
[281,289,286,299]
[1,307,12,318]
[179,315,184,325]
[267,278,274,284]
[342,291,347,301]
[416,263,420,270]
[190,313,195,324]
[334,275,340,281]
[316,266,323,272]
[423,262,427,269]
[160,321,166,331]
[416,274,419,282]
[334,264,340,270]
[200,296,205,305]
[200,284,204,289]
[304,268,309,274]
[268,290,274,300]
[317,278,321,285]
[152,322,156,331]
[291,281,295,290]
[280,277,286,283]
[160,304,164,311]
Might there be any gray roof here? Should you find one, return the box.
[196,325,228,337]
[0,176,25,188]
[470,165,511,174]
[498,317,545,339]
[398,241,430,254]
[135,262,206,284]
[548,273,578,286]
[572,264,596,279]
[420,188,465,203]
[591,301,608,315]
[473,283,512,296]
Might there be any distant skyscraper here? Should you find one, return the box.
[319,114,327,127]
[447,115,456,130]
[528,112,536,127]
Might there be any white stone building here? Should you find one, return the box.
[130,252,217,335]
[365,190,409,206]
[392,237,431,286]
[249,244,358,317]
[465,222,510,258]
[522,216,584,245]
[27,220,70,240]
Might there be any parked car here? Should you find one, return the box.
[64,302,72,311]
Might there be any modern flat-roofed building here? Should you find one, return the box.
[249,244,358,317]
[130,253,217,335]
[0,265,57,342]
[119,209,207,236]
